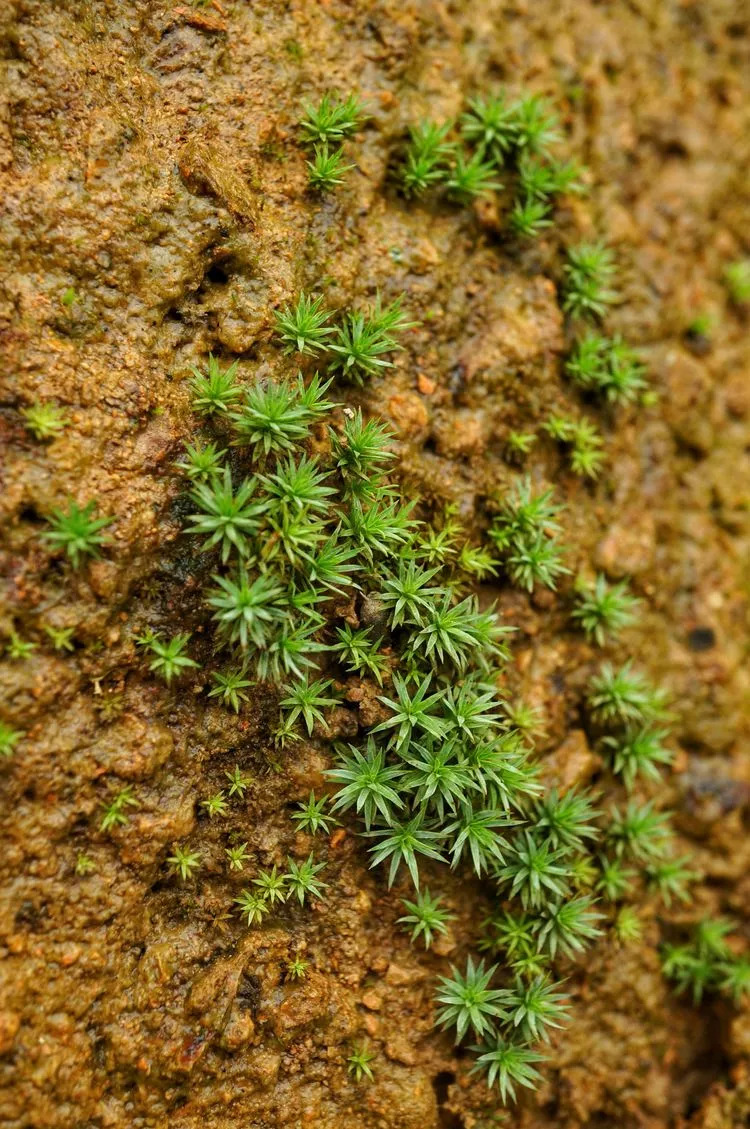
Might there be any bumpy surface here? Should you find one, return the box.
[1,2,749,1127]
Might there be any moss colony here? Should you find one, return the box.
[10,89,745,1111]
[3,5,750,1127]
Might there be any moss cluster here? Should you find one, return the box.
[8,80,746,1117]
[106,286,724,1101]
[397,89,584,232]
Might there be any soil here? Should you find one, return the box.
[1,2,749,1127]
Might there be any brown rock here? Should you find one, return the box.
[120,788,196,865]
[385,1034,417,1066]
[270,971,331,1040]
[87,559,122,600]
[432,927,457,957]
[432,410,485,457]
[317,705,358,741]
[724,370,749,418]
[384,962,424,987]
[246,1048,281,1089]
[387,392,429,438]
[87,715,174,780]
[544,729,602,793]
[455,275,563,383]
[220,1006,255,1051]
[0,1011,20,1055]
[595,509,656,576]
[188,951,249,1031]
[728,1009,750,1060]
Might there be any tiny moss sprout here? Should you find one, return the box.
[292,791,336,835]
[367,811,445,889]
[563,242,618,320]
[234,889,271,926]
[136,630,199,685]
[44,624,75,652]
[225,764,252,798]
[202,791,229,819]
[445,151,501,202]
[509,197,551,239]
[333,623,389,684]
[533,787,600,852]
[661,929,730,1005]
[596,855,635,902]
[225,842,251,870]
[100,786,138,832]
[307,144,354,191]
[187,470,267,563]
[506,532,570,592]
[398,889,454,949]
[401,120,455,196]
[566,333,648,404]
[168,845,201,881]
[512,93,562,155]
[299,92,365,145]
[572,574,640,645]
[646,854,696,906]
[535,896,604,958]
[75,852,96,877]
[231,372,333,456]
[499,974,569,1043]
[614,906,643,945]
[471,1039,545,1103]
[6,632,36,661]
[327,738,404,828]
[566,419,604,479]
[281,676,338,735]
[43,499,114,567]
[723,259,750,304]
[589,662,668,726]
[460,93,518,162]
[607,799,671,861]
[0,721,23,758]
[494,831,570,910]
[506,430,536,459]
[487,475,569,592]
[286,956,309,980]
[569,854,598,890]
[252,864,287,905]
[274,292,333,355]
[721,957,750,1004]
[284,853,328,904]
[209,667,252,712]
[686,311,714,341]
[517,153,583,198]
[503,699,545,738]
[461,90,561,162]
[22,401,67,440]
[456,543,499,583]
[434,957,506,1043]
[94,691,125,723]
[328,295,416,382]
[189,355,242,416]
[347,1044,376,1082]
[175,441,226,483]
[602,727,673,790]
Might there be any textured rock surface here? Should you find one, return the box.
[1,1,749,1127]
